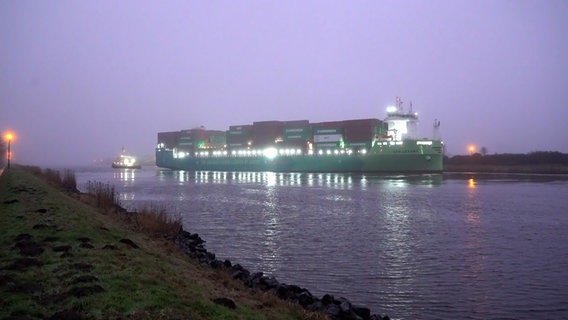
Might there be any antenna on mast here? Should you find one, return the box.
[396,96,403,112]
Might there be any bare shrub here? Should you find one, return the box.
[22,165,42,175]
[24,167,78,192]
[43,168,62,185]
[134,204,182,238]
[61,169,78,192]
[84,180,120,210]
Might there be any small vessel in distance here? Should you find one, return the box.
[112,148,141,169]
[155,98,443,173]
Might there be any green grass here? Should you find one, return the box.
[0,167,322,320]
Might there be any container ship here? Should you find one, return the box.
[155,98,443,173]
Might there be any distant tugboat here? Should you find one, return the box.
[112,148,141,169]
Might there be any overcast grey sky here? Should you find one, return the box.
[1,0,567,166]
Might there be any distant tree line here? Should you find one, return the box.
[445,151,568,166]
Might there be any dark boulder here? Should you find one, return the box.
[298,291,315,307]
[209,259,224,269]
[322,293,335,305]
[171,227,390,320]
[352,305,371,319]
[338,297,352,313]
[230,264,251,281]
[326,303,341,318]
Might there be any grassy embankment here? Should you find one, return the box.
[0,167,321,320]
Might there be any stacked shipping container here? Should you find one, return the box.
[342,119,382,150]
[157,118,387,154]
[226,125,252,149]
[157,131,181,149]
[158,128,226,153]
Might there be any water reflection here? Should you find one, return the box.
[462,175,487,313]
[468,178,476,188]
[465,178,481,224]
[259,178,282,273]
[160,170,442,189]
[113,169,137,183]
[378,178,416,309]
[120,191,135,201]
[111,169,138,201]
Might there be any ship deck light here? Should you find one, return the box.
[263,147,278,159]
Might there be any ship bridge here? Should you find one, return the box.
[385,97,419,141]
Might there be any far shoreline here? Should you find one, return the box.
[443,164,568,175]
[443,151,568,175]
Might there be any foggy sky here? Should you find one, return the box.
[1,0,567,166]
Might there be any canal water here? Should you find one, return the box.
[75,167,568,320]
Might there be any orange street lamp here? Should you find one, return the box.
[468,145,475,155]
[5,133,13,168]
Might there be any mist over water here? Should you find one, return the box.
[76,168,568,320]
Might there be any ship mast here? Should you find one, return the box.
[433,119,441,140]
[395,96,403,112]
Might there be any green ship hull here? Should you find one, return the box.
[156,139,443,173]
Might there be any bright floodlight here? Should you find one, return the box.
[6,133,13,141]
[263,147,278,159]
[386,106,397,113]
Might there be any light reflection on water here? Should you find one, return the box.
[113,169,137,183]
[112,169,138,201]
[168,170,364,189]
[75,168,568,320]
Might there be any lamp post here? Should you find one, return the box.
[6,133,13,168]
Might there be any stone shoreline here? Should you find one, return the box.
[174,230,391,320]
